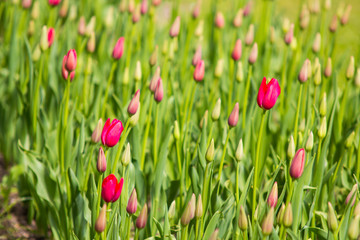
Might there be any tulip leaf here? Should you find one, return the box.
[203,211,220,240]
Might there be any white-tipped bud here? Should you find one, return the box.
[121,143,131,167]
[287,135,295,159]
[211,98,221,121]
[306,131,314,152]
[235,138,245,162]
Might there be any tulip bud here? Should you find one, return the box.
[126,189,138,215]
[97,147,107,173]
[169,16,181,38]
[299,118,305,133]
[267,182,278,208]
[215,12,225,28]
[262,207,274,235]
[283,203,293,227]
[59,0,68,18]
[206,139,215,162]
[192,0,201,19]
[324,57,332,78]
[257,78,281,110]
[181,194,195,226]
[129,104,140,127]
[325,0,331,10]
[211,98,221,121]
[298,59,309,83]
[195,194,203,218]
[318,117,327,139]
[174,121,180,140]
[149,45,158,66]
[136,204,148,229]
[348,215,359,240]
[320,93,327,117]
[290,37,297,51]
[287,135,295,159]
[355,68,360,88]
[233,9,243,27]
[31,1,39,19]
[305,131,314,152]
[48,0,61,6]
[313,59,322,86]
[40,26,49,51]
[112,37,125,60]
[243,1,251,16]
[282,18,290,32]
[290,148,305,179]
[65,49,77,72]
[128,0,135,13]
[312,33,321,53]
[345,184,358,206]
[193,60,205,82]
[248,43,258,65]
[78,16,86,36]
[128,89,140,115]
[154,78,164,102]
[132,5,141,23]
[168,201,176,220]
[310,0,320,14]
[228,102,239,127]
[69,5,77,21]
[28,20,35,36]
[152,0,161,6]
[121,143,131,167]
[346,56,355,80]
[85,16,96,36]
[284,23,294,45]
[168,40,175,60]
[192,45,202,67]
[354,201,360,216]
[95,204,107,233]
[209,229,219,240]
[238,206,248,230]
[329,15,338,33]
[134,61,142,81]
[236,61,244,82]
[123,67,129,85]
[195,20,204,37]
[87,32,96,53]
[150,66,160,92]
[214,59,224,78]
[22,0,31,8]
[341,4,352,25]
[199,110,208,130]
[235,138,245,162]
[245,24,254,46]
[232,39,242,61]
[300,7,310,30]
[327,202,338,232]
[277,203,285,224]
[103,7,114,28]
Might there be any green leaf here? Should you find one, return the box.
[202,211,220,240]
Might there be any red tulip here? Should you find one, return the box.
[61,55,75,81]
[65,49,77,71]
[101,174,124,203]
[47,28,55,47]
[48,0,61,6]
[193,60,205,82]
[257,77,281,110]
[101,118,124,147]
[290,149,305,179]
[232,39,242,61]
[112,37,125,60]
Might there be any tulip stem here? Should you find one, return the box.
[293,84,303,147]
[357,129,360,178]
[195,218,200,240]
[200,163,210,238]
[153,104,159,167]
[181,225,188,240]
[217,128,231,194]
[242,65,252,129]
[206,122,214,147]
[279,46,289,114]
[83,145,95,191]
[140,99,154,170]
[112,120,130,174]
[32,54,44,140]
[235,161,240,205]
[252,110,266,226]
[186,83,197,125]
[126,215,131,240]
[227,59,235,114]
[101,61,117,119]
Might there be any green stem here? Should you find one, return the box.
[186,83,197,125]
[140,99,154,170]
[357,129,360,178]
[207,122,214,147]
[242,65,253,129]
[337,81,350,140]
[135,229,139,240]
[153,104,159,167]
[112,120,130,174]
[252,111,266,226]
[181,225,188,240]
[217,128,231,194]
[195,219,199,240]
[83,145,95,191]
[294,84,304,147]
[235,161,240,205]
[101,61,117,119]
[279,47,289,114]
[126,215,131,240]
[32,55,45,137]
[200,163,210,238]
[243,230,248,240]
[227,60,235,114]
[64,76,71,127]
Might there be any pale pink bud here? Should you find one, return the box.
[128,89,140,115]
[169,16,181,38]
[97,147,107,173]
[59,0,68,18]
[232,39,242,61]
[132,5,141,23]
[341,4,352,25]
[215,12,225,29]
[284,24,294,45]
[136,204,148,229]
[140,0,148,15]
[309,0,320,14]
[154,78,163,102]
[298,59,309,83]
[95,204,107,233]
[324,57,332,78]
[329,15,338,33]
[126,189,138,215]
[228,102,239,127]
[150,66,160,92]
[128,0,135,13]
[290,148,305,179]
[112,37,125,60]
[193,60,205,82]
[192,45,202,67]
[312,33,321,53]
[243,1,252,17]
[245,24,254,46]
[345,184,358,206]
[91,119,103,143]
[78,16,86,36]
[152,0,161,6]
[22,0,32,8]
[192,0,201,19]
[87,32,96,53]
[248,43,258,64]
[267,182,278,207]
[233,9,243,27]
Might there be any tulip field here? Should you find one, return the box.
[1,0,360,239]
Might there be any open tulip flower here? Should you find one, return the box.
[101,174,124,203]
[101,118,124,147]
[257,77,281,110]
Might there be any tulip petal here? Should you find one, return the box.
[101,118,111,146]
[102,174,117,203]
[105,119,124,147]
[112,177,124,202]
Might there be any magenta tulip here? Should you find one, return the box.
[101,118,124,147]
[232,39,242,61]
[290,148,305,179]
[154,78,164,102]
[193,60,205,82]
[65,49,77,71]
[101,174,124,203]
[61,55,75,81]
[48,28,55,47]
[257,77,281,110]
[49,0,61,6]
[112,37,125,60]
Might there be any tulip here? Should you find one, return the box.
[298,59,309,83]
[195,20,204,37]
[312,33,321,53]
[181,195,195,226]
[228,102,239,127]
[199,110,208,129]
[214,59,224,78]
[193,60,205,82]
[209,229,219,240]
[48,0,61,6]
[235,138,245,162]
[128,89,140,115]
[320,93,327,117]
[192,0,201,19]
[59,0,68,18]
[284,23,294,45]
[85,17,96,35]
[121,143,131,167]
[329,15,338,33]
[152,0,161,6]
[231,39,242,61]
[169,16,181,38]
[112,37,125,60]
[61,55,75,81]
[236,61,244,82]
[22,0,31,9]
[215,12,225,28]
[40,26,49,51]
[132,5,141,23]
[324,57,332,78]
[168,201,176,220]
[173,121,180,140]
[348,215,359,240]
[95,204,107,233]
[243,1,251,16]
[287,135,295,159]
[341,4,352,25]
[233,9,243,27]
[91,119,103,143]
[195,194,203,218]
[128,0,135,13]
[327,202,338,232]
[97,147,106,173]
[305,131,314,152]
[150,66,161,92]
[300,8,310,30]
[149,45,158,66]
[257,77,281,110]
[290,148,305,179]
[154,78,164,102]
[238,206,248,231]
[283,203,293,227]
[192,45,202,67]
[248,42,258,64]
[277,203,285,224]
[267,182,278,208]
[345,184,358,206]
[65,49,77,71]
[346,56,355,80]
[126,189,138,215]
[211,98,221,121]
[87,32,96,53]
[262,207,274,235]
[101,118,124,147]
[355,68,360,88]
[245,24,254,45]
[101,174,124,203]
[140,0,148,15]
[354,201,360,216]
[134,61,142,81]
[31,1,39,19]
[318,117,327,139]
[206,139,215,162]
[136,204,148,229]
[28,20,35,36]
[78,16,86,36]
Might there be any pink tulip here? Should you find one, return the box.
[257,77,281,110]
[101,174,124,203]
[128,89,140,115]
[101,118,124,147]
[61,55,75,81]
[290,149,305,179]
[136,205,148,229]
[47,28,55,47]
[48,0,61,6]
[154,78,164,102]
[22,0,32,8]
[152,0,161,6]
[112,37,125,60]
[193,60,205,82]
[150,66,161,93]
[78,17,86,36]
[267,182,278,207]
[169,16,181,38]
[126,189,138,215]
[232,39,242,61]
[215,12,225,28]
[97,147,106,173]
[65,49,77,71]
[228,102,239,127]
[192,46,202,67]
[284,24,294,45]
[192,0,201,19]
[140,0,148,15]
[243,1,252,17]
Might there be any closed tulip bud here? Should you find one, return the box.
[283,203,293,227]
[214,59,224,78]
[123,67,129,85]
[290,148,305,179]
[59,0,68,18]
[22,0,31,8]
[87,32,96,53]
[112,37,125,60]
[354,201,360,216]
[262,207,274,235]
[314,61,322,86]
[257,77,281,110]
[200,110,208,130]
[154,78,164,102]
[306,131,314,152]
[129,104,140,127]
[132,5,141,23]
[267,182,278,208]
[287,135,295,159]
[346,56,355,80]
[128,0,135,13]
[299,118,305,133]
[48,0,61,6]
[136,204,148,229]
[248,43,258,64]
[150,66,160,92]
[215,12,225,28]
[169,16,181,37]
[245,24,254,46]
[173,121,180,140]
[101,118,124,147]
[233,9,243,27]
[78,16,86,36]
[211,98,221,121]
[345,184,358,206]
[97,147,106,173]
[149,45,158,66]
[348,215,359,240]
[192,45,202,67]
[85,16,96,36]
[126,189,138,215]
[95,204,107,233]
[311,0,320,14]
[341,4,352,25]
[168,201,176,220]
[168,40,175,60]
[61,55,74,81]
[28,20,35,36]
[192,0,201,19]
[324,57,332,78]
[195,20,204,37]
[69,5,77,20]
[193,60,205,82]
[101,174,124,203]
[31,1,39,19]
[320,93,327,117]
[134,61,142,81]
[228,102,239,127]
[103,7,114,28]
[152,0,161,6]
[327,202,338,232]
[235,138,245,162]
[270,26,275,44]
[312,33,321,53]
[195,195,203,218]
[318,117,327,139]
[128,89,140,115]
[65,49,77,71]
[121,143,131,167]
[238,206,248,231]
[236,61,244,82]
[140,0,148,14]
[298,59,309,83]
[277,203,285,224]
[356,68,360,88]
[243,1,251,16]
[284,23,294,45]
[206,139,215,162]
[209,229,219,240]
[181,195,195,226]
[232,39,242,61]
[40,26,49,51]
[300,7,310,30]
[329,15,338,33]
[282,18,290,32]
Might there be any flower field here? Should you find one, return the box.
[0,0,360,239]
